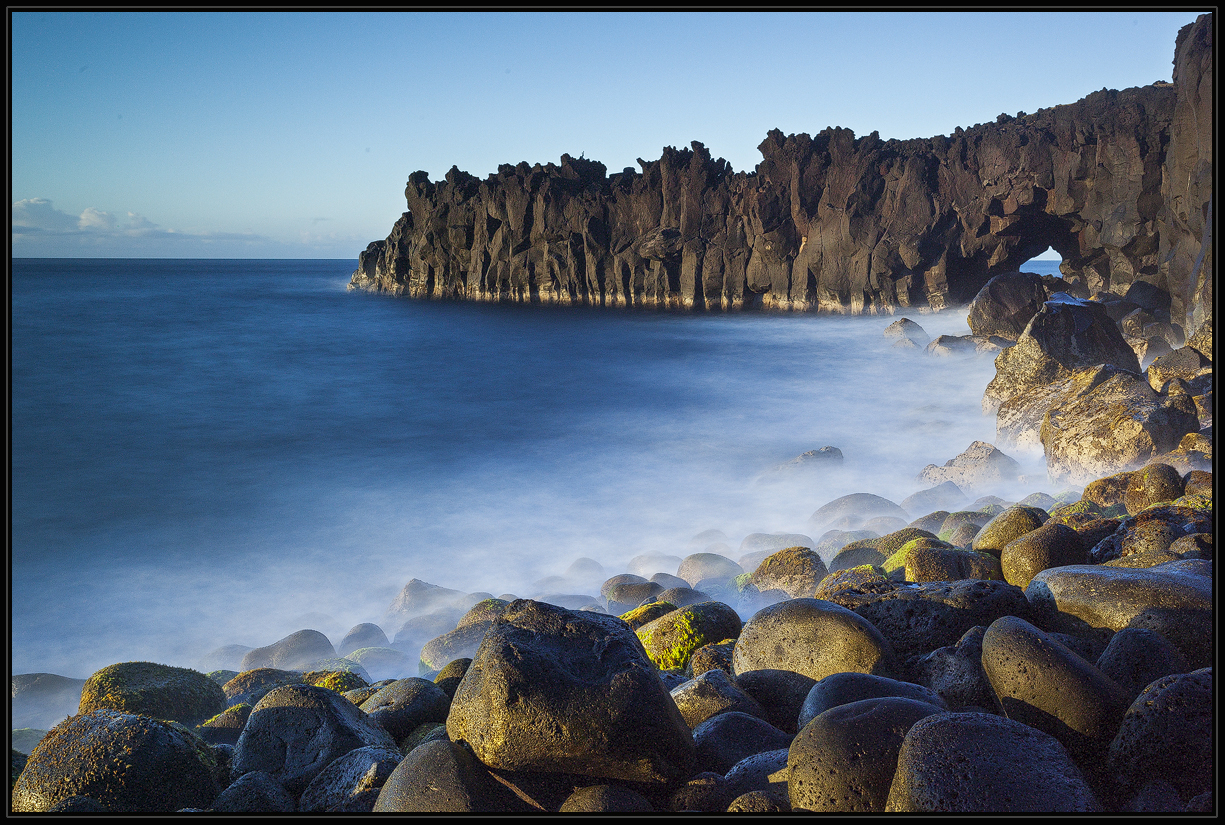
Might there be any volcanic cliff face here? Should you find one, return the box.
[352,14,1211,327]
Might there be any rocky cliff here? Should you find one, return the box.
[352,14,1212,329]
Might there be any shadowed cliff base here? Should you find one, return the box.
[353,14,1211,329]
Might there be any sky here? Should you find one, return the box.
[10,10,1209,259]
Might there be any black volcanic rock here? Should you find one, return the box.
[351,15,1211,329]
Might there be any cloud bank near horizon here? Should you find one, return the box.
[12,198,362,258]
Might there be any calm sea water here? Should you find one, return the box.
[11,257,1061,677]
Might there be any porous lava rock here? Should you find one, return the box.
[635,600,741,671]
[809,493,909,530]
[980,616,1130,766]
[731,598,897,683]
[999,521,1088,589]
[373,738,527,813]
[1107,669,1213,806]
[885,712,1102,812]
[788,696,946,812]
[748,545,828,598]
[669,667,768,730]
[337,623,390,657]
[358,676,451,742]
[796,672,947,731]
[297,744,405,813]
[691,710,792,775]
[915,441,1021,494]
[445,599,696,783]
[966,270,1049,340]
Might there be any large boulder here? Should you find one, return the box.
[731,598,897,683]
[669,668,768,730]
[981,616,1130,766]
[11,709,223,812]
[748,546,828,598]
[885,712,1102,811]
[77,661,226,726]
[789,696,946,812]
[445,599,696,783]
[966,270,1048,341]
[381,579,474,630]
[231,683,397,795]
[1025,559,1213,668]
[635,600,741,671]
[298,744,404,813]
[983,294,1141,414]
[1107,669,1213,806]
[239,629,337,672]
[358,677,451,742]
[1039,366,1200,485]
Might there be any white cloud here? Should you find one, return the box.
[78,207,117,231]
[11,198,80,233]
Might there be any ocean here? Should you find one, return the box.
[11,257,1063,678]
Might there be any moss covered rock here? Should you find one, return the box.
[11,709,223,812]
[971,506,1049,557]
[78,661,226,726]
[750,546,828,598]
[619,600,677,630]
[636,602,742,671]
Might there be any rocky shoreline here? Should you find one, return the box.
[11,283,1213,812]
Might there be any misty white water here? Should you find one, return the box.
[11,258,1060,678]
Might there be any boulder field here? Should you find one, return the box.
[11,455,1212,812]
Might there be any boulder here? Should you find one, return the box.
[240,629,336,673]
[337,623,390,657]
[831,578,1034,662]
[910,625,996,711]
[418,621,493,674]
[358,677,451,742]
[445,599,696,783]
[732,669,818,735]
[667,772,735,812]
[1094,627,1189,702]
[808,493,909,530]
[11,709,223,812]
[999,521,1088,589]
[1025,559,1213,667]
[344,646,414,682]
[915,441,1021,494]
[635,601,742,671]
[983,294,1141,414]
[221,668,303,708]
[692,711,792,775]
[797,672,947,730]
[1146,345,1212,392]
[885,712,1102,812]
[373,739,526,812]
[732,598,896,683]
[981,616,1130,766]
[626,553,683,578]
[381,579,473,629]
[899,481,967,516]
[669,668,768,730]
[966,270,1048,340]
[1107,669,1213,805]
[883,318,930,347]
[748,546,828,598]
[559,784,655,812]
[971,505,1049,557]
[75,661,226,726]
[210,770,297,813]
[298,744,404,813]
[231,683,397,795]
[722,748,789,804]
[1040,367,1200,485]
[676,553,744,587]
[789,696,946,812]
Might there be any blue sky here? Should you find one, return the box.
[11,10,1207,259]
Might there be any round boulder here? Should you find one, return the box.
[749,546,828,598]
[885,712,1102,811]
[789,697,946,812]
[78,661,226,726]
[677,553,744,587]
[358,677,451,742]
[999,521,1088,589]
[337,623,390,656]
[635,601,742,671]
[240,629,336,672]
[11,709,223,812]
[732,598,896,683]
[971,505,1049,556]
[797,672,946,731]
